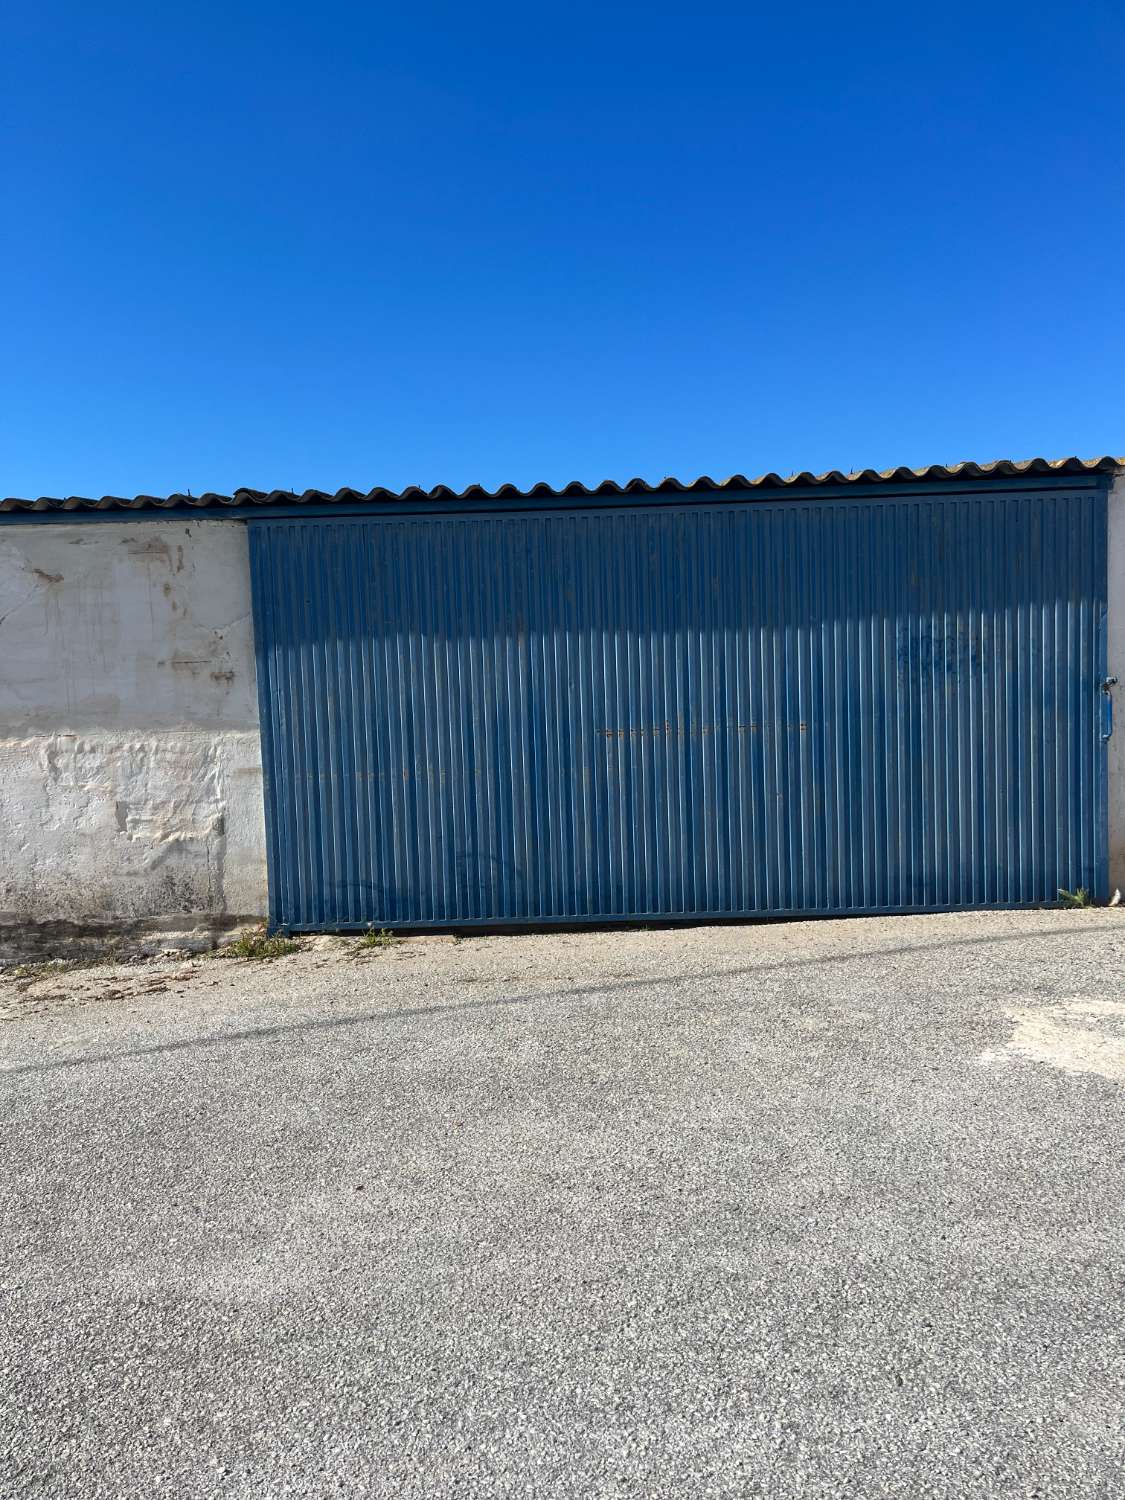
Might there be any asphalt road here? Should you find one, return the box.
[2,910,1124,1499]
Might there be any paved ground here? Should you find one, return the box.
[2,911,1125,1499]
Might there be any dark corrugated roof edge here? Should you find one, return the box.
[2,456,1121,514]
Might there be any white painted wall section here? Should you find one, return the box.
[0,520,267,939]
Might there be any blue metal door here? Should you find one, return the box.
[249,487,1108,928]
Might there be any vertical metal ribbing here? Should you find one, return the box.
[249,487,1108,928]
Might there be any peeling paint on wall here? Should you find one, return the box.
[0,730,265,923]
[0,521,267,941]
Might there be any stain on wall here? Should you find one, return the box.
[0,521,258,731]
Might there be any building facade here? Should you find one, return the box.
[1,458,1122,952]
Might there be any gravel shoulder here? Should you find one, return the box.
[2,910,1125,1499]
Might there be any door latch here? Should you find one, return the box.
[1103,676,1119,741]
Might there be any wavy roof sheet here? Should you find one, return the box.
[2,456,1120,515]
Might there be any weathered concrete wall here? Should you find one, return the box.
[1109,476,1125,897]
[0,520,267,950]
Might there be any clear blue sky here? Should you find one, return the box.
[5,1,1123,499]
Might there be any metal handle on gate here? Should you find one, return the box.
[1103,677,1119,741]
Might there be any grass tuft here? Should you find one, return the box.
[2,955,112,984]
[5,959,80,982]
[357,926,398,951]
[216,927,302,960]
[1058,887,1093,909]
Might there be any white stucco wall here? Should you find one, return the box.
[1109,475,1125,897]
[0,519,267,945]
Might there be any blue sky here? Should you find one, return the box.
[5,1,1123,499]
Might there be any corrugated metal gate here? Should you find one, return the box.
[249,486,1108,929]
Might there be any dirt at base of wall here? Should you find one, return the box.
[0,914,259,966]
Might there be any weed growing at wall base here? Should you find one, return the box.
[2,958,95,985]
[1058,887,1094,909]
[215,927,302,960]
[358,927,397,951]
